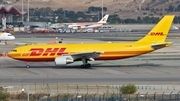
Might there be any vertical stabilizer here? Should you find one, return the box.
[98,14,109,24]
[137,15,175,43]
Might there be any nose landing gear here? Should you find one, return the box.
[26,61,30,68]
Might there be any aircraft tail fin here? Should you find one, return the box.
[137,15,175,43]
[98,14,109,24]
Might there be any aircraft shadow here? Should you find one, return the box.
[6,63,162,69]
[94,63,161,68]
[7,65,96,69]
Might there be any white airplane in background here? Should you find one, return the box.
[68,14,109,30]
[0,32,15,44]
[49,23,65,29]
[172,26,180,30]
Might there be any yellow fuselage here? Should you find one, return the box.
[8,42,155,62]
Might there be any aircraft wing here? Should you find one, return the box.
[55,52,102,66]
[63,52,102,61]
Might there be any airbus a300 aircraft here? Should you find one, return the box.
[8,15,174,68]
[0,32,15,44]
[68,14,109,29]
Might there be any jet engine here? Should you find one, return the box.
[55,56,74,66]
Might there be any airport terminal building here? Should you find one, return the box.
[0,5,26,31]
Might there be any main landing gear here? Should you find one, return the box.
[5,40,7,45]
[26,61,30,68]
[81,58,91,68]
[80,63,91,68]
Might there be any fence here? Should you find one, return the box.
[9,92,180,101]
[2,83,180,101]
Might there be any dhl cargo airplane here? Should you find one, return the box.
[0,32,15,44]
[8,15,174,68]
[68,14,109,30]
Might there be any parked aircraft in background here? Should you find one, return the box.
[0,32,15,44]
[31,27,48,33]
[49,23,65,29]
[8,15,174,68]
[172,26,180,30]
[67,14,109,30]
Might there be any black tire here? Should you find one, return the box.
[86,64,91,68]
[80,64,91,68]
[26,65,30,68]
[80,65,84,68]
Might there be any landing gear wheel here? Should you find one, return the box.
[81,58,91,68]
[80,65,84,68]
[80,63,91,68]
[26,65,30,68]
[86,63,91,68]
[25,61,30,68]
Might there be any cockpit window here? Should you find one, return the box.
[8,34,13,36]
[12,50,17,52]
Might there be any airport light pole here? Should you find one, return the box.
[102,0,104,18]
[22,0,24,23]
[27,0,29,22]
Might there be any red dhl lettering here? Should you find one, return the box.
[42,48,59,56]
[57,48,66,55]
[149,32,165,36]
[29,48,67,56]
[30,48,44,56]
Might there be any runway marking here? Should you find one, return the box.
[8,64,26,74]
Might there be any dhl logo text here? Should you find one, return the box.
[149,32,165,36]
[30,48,67,56]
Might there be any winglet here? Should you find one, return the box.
[136,15,175,43]
[98,14,109,24]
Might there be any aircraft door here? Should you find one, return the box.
[22,47,28,57]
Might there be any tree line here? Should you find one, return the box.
[109,14,180,24]
[26,6,180,24]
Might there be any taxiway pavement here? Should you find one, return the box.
[0,56,180,86]
[0,32,180,94]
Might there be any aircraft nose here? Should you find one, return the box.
[7,52,12,57]
[12,36,15,40]
[7,50,20,59]
[7,51,15,58]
